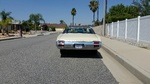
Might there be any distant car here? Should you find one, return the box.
[56,27,102,54]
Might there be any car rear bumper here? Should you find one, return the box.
[56,41,102,50]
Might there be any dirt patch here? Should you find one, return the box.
[0,33,16,38]
[0,35,7,38]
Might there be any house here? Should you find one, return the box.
[0,20,22,34]
[41,23,67,32]
[9,20,22,31]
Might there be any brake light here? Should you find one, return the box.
[94,42,99,44]
[94,41,99,47]
[58,41,64,46]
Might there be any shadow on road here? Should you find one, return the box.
[61,50,103,59]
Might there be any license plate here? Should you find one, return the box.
[75,44,83,49]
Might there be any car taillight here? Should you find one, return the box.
[94,41,99,47]
[58,41,64,46]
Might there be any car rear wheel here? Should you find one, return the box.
[60,50,66,55]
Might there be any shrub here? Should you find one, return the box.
[50,26,56,31]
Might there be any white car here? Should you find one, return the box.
[56,27,102,54]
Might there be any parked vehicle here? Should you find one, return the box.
[56,27,102,54]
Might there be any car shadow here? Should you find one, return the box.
[61,50,103,59]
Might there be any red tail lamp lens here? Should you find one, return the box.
[94,41,99,47]
[94,42,99,44]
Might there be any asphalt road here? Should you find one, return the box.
[0,33,118,84]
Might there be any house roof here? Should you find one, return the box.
[41,23,67,28]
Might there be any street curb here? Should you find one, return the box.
[0,32,58,41]
[0,37,22,41]
[102,44,150,84]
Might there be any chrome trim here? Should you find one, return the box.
[56,41,102,50]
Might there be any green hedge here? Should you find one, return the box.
[50,26,56,31]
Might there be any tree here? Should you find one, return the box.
[106,4,139,23]
[0,10,13,35]
[89,0,99,23]
[22,20,27,32]
[22,20,33,32]
[71,8,77,26]
[132,0,150,16]
[29,13,44,32]
[60,20,65,24]
[94,20,100,26]
[41,24,48,31]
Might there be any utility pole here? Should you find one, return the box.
[103,0,107,36]
[97,0,99,22]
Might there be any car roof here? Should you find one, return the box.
[68,27,92,29]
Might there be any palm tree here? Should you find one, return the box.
[0,10,13,35]
[97,0,100,21]
[29,13,44,32]
[71,8,77,26]
[89,0,99,23]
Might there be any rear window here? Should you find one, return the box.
[63,28,95,34]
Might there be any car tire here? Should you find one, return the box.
[60,50,66,55]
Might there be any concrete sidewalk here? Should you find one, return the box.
[101,36,150,84]
[0,32,57,41]
[0,36,21,41]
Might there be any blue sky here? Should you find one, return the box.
[0,0,133,25]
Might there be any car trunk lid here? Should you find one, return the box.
[59,33,99,42]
